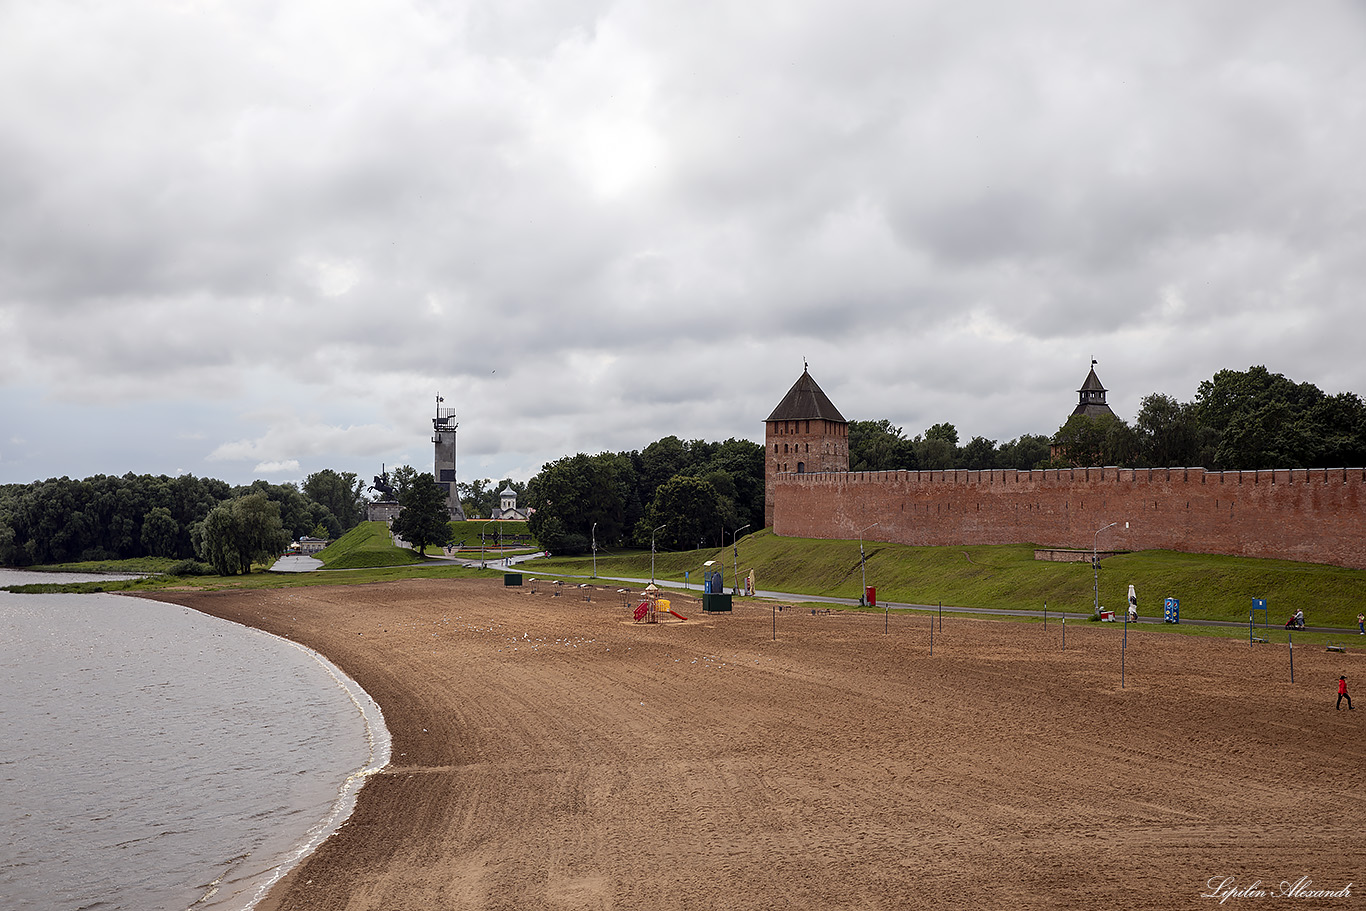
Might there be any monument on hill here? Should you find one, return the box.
[432,394,467,521]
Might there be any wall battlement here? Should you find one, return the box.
[772,465,1366,568]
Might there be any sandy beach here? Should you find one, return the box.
[147,578,1365,910]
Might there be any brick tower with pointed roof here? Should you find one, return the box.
[764,366,848,526]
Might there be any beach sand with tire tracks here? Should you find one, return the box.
[144,578,1365,910]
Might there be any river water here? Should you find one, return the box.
[0,571,390,910]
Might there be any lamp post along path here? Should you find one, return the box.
[731,524,750,595]
[651,524,666,584]
[860,522,879,607]
[1092,521,1128,616]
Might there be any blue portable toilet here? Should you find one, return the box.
[1164,597,1180,624]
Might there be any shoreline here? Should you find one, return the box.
[144,577,1365,910]
[234,633,392,911]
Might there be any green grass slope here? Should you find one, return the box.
[316,521,426,569]
[531,528,1366,627]
[446,520,535,549]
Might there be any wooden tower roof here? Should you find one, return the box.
[766,367,847,424]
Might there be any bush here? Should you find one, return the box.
[167,559,216,576]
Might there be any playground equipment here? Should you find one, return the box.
[633,586,689,623]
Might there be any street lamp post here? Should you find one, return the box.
[651,524,666,584]
[1092,521,1128,616]
[731,524,751,595]
[591,522,597,579]
[860,522,879,606]
[480,519,495,569]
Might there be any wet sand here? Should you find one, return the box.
[147,578,1365,910]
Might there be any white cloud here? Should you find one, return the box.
[253,459,301,474]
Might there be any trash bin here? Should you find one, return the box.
[504,573,522,586]
[1164,597,1179,624]
[865,586,876,608]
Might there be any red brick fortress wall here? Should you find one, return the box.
[772,466,1366,569]
[765,418,849,527]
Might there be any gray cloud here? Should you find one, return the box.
[3,0,1365,487]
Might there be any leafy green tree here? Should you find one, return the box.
[960,436,998,470]
[197,507,243,575]
[1135,393,1200,467]
[0,509,16,565]
[390,472,453,556]
[925,422,959,445]
[526,453,630,549]
[458,478,494,518]
[1308,392,1366,468]
[1050,413,1136,467]
[642,475,721,552]
[196,492,290,575]
[638,436,689,506]
[388,465,420,501]
[459,477,527,519]
[698,438,765,533]
[995,434,1052,470]
[140,506,181,558]
[848,420,918,472]
[303,470,366,530]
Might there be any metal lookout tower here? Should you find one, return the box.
[432,394,467,521]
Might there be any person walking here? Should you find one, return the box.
[1358,613,1364,635]
[1338,676,1353,711]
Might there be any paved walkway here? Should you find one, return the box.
[269,555,325,573]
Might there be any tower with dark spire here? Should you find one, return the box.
[1071,360,1116,419]
[764,366,848,527]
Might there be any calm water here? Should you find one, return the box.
[0,571,390,911]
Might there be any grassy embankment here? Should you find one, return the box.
[445,519,536,554]
[8,526,1366,641]
[531,528,1366,631]
[316,521,427,568]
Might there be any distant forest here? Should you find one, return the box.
[0,470,367,567]
[3,365,1362,564]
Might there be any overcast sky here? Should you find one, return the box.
[3,1,1364,490]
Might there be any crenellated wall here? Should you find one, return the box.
[772,466,1366,569]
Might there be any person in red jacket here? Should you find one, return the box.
[1338,676,1353,711]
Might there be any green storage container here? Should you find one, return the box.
[504,572,522,586]
[703,592,732,612]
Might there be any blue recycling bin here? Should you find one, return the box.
[1164,597,1180,624]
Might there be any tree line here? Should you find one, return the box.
[0,469,369,571]
[849,366,1366,474]
[522,436,764,556]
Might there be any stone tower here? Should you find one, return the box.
[764,366,848,527]
[432,394,467,521]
